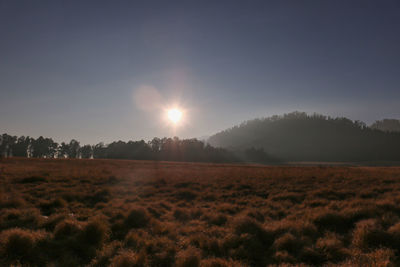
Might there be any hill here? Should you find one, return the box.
[208,112,400,162]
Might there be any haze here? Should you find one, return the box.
[1,1,399,144]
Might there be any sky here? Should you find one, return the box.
[1,0,399,144]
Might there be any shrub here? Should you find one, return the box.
[40,198,67,215]
[315,232,349,262]
[147,207,162,218]
[202,239,222,257]
[388,222,400,235]
[218,204,239,215]
[110,250,139,267]
[42,214,68,231]
[54,219,83,239]
[189,234,222,257]
[190,208,204,219]
[298,247,325,266]
[269,219,318,240]
[2,209,21,221]
[273,250,296,264]
[80,219,110,247]
[176,247,201,267]
[0,196,26,208]
[233,217,270,239]
[224,217,275,266]
[111,219,126,240]
[387,222,400,250]
[273,233,302,254]
[0,228,47,264]
[344,206,379,224]
[144,236,176,267]
[125,208,150,229]
[0,208,42,229]
[202,193,217,202]
[343,248,395,266]
[124,231,151,251]
[379,212,400,229]
[207,214,227,226]
[313,210,352,233]
[352,219,391,250]
[173,208,190,222]
[53,219,105,263]
[90,188,112,204]
[247,210,265,222]
[61,192,85,202]
[88,240,124,267]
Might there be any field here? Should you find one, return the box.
[1,158,400,266]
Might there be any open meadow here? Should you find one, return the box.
[1,158,400,266]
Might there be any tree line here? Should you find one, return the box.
[0,135,239,163]
[6,112,395,164]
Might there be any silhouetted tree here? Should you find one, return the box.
[370,119,400,132]
[0,134,16,157]
[68,139,80,158]
[57,142,69,158]
[31,136,57,158]
[12,136,32,157]
[149,137,162,154]
[93,143,107,159]
[79,145,93,159]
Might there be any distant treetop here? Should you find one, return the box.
[370,119,400,133]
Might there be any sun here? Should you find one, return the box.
[167,108,182,124]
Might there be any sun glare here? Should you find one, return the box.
[167,108,182,124]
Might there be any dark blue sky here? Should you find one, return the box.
[1,1,399,144]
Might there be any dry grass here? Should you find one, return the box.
[1,157,400,266]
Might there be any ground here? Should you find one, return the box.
[1,158,400,266]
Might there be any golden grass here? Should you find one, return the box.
[1,157,400,266]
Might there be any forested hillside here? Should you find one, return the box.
[208,112,400,162]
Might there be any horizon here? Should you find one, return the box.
[1,110,399,146]
[1,1,400,144]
